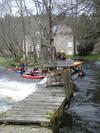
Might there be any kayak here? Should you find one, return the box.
[25,70,39,75]
[8,67,21,72]
[8,68,16,71]
[16,70,21,73]
[73,61,83,67]
[22,74,45,79]
[8,68,21,73]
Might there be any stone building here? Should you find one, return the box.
[54,26,74,55]
[24,26,74,59]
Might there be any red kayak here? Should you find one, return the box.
[22,74,45,79]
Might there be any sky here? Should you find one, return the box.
[0,0,36,16]
[0,0,70,15]
[0,0,83,16]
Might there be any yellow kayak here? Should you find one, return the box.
[73,61,83,67]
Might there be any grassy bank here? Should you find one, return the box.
[0,53,100,67]
[0,57,40,68]
[74,53,100,62]
[0,57,17,67]
[0,57,9,67]
[78,53,100,61]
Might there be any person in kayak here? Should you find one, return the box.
[70,63,85,77]
[20,61,25,75]
[30,68,38,76]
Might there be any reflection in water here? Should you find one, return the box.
[57,63,100,133]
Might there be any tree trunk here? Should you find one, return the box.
[32,38,37,63]
[71,0,78,55]
[41,45,49,64]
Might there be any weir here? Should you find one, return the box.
[0,61,75,132]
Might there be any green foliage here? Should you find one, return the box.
[76,13,96,55]
[0,57,19,67]
[0,57,9,67]
[77,39,95,56]
[74,53,100,61]
[75,0,100,55]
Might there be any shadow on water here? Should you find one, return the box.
[52,62,100,133]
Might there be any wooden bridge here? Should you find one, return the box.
[0,61,74,132]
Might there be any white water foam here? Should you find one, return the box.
[0,78,37,102]
[38,77,47,85]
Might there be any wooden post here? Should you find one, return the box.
[62,68,73,106]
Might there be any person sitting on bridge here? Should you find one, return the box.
[56,50,66,61]
[60,50,66,60]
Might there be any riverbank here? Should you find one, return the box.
[0,57,41,69]
[0,53,100,67]
[0,57,17,67]
[73,53,100,62]
[0,57,9,67]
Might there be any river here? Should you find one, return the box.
[58,62,100,133]
[0,63,100,133]
[0,66,37,113]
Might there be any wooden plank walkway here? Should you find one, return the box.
[0,125,52,133]
[0,84,66,126]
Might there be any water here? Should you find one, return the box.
[0,67,37,113]
[58,62,100,133]
[0,63,100,133]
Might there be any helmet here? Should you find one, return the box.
[60,49,64,53]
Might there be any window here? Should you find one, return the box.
[67,51,73,55]
[67,42,73,47]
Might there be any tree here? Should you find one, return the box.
[75,0,100,55]
[32,0,57,64]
